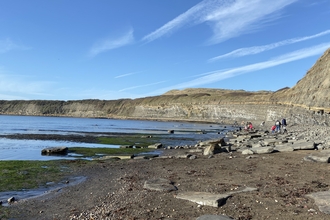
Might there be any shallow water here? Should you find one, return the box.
[0,115,231,160]
[0,176,86,206]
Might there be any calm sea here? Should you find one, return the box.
[0,115,231,161]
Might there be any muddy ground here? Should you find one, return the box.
[3,145,330,220]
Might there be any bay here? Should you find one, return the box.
[0,115,231,161]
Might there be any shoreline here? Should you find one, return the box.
[2,124,330,219]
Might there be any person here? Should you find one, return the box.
[282,125,287,133]
[275,120,281,133]
[281,118,287,134]
[271,125,276,133]
[248,122,253,130]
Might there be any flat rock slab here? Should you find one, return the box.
[197,215,235,220]
[274,145,294,152]
[176,187,258,207]
[304,149,330,163]
[250,146,274,154]
[176,192,231,207]
[143,178,177,192]
[291,141,315,150]
[306,190,330,214]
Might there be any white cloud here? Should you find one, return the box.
[89,28,134,57]
[142,0,298,44]
[119,80,167,92]
[0,74,54,99]
[152,43,330,94]
[209,29,330,62]
[114,71,141,79]
[0,38,31,53]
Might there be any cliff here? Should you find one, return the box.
[0,48,330,126]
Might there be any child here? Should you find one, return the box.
[271,125,276,133]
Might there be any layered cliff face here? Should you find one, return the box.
[0,48,330,125]
[273,48,330,112]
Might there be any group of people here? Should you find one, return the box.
[271,118,287,133]
[242,121,254,131]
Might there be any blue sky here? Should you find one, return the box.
[1,0,330,101]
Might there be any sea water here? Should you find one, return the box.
[0,115,231,160]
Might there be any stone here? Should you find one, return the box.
[94,155,132,160]
[250,146,274,154]
[176,187,257,208]
[7,197,15,204]
[304,150,330,163]
[274,145,295,152]
[241,149,254,155]
[306,190,330,214]
[119,145,133,148]
[143,178,177,192]
[176,192,231,207]
[291,141,315,150]
[189,155,197,159]
[262,139,277,146]
[175,154,193,159]
[148,143,163,149]
[203,144,222,156]
[41,147,68,155]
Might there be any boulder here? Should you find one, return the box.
[41,147,68,155]
[148,143,163,149]
[203,144,222,156]
[250,147,274,154]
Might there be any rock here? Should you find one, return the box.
[306,190,330,214]
[148,143,163,149]
[94,155,132,160]
[175,154,193,159]
[176,192,231,207]
[41,147,68,155]
[189,155,197,159]
[304,149,330,163]
[7,197,15,204]
[168,130,174,133]
[250,146,274,154]
[241,149,254,155]
[176,187,257,208]
[143,178,177,192]
[203,144,222,156]
[274,145,295,152]
[119,145,133,148]
[291,141,315,150]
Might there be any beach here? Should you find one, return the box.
[3,124,330,219]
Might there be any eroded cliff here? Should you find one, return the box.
[1,48,330,126]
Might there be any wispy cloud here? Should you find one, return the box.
[89,28,134,57]
[209,29,330,62]
[119,80,167,92]
[152,43,330,94]
[0,38,31,54]
[114,71,141,79]
[142,0,298,44]
[0,73,54,98]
